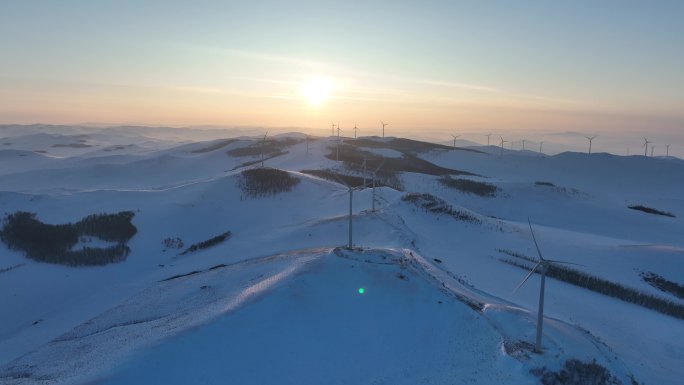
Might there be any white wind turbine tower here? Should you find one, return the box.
[651,145,655,157]
[514,219,581,353]
[539,141,544,154]
[585,135,597,155]
[259,131,269,167]
[370,161,385,212]
[381,121,388,138]
[499,136,508,156]
[666,144,671,157]
[485,133,492,146]
[521,139,527,151]
[643,137,652,156]
[451,134,460,148]
[336,125,343,161]
[353,122,359,139]
[330,173,370,249]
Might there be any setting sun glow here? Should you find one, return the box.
[300,75,331,107]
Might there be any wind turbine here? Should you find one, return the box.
[331,122,336,136]
[513,219,581,353]
[499,136,508,156]
[521,139,527,151]
[259,131,269,167]
[651,145,655,157]
[381,121,388,138]
[336,126,343,161]
[485,133,492,146]
[353,122,359,139]
[451,134,460,148]
[643,137,652,156]
[666,144,671,157]
[539,141,544,154]
[370,161,385,212]
[585,135,597,155]
[330,173,369,249]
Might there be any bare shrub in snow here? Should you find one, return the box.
[402,193,481,224]
[438,175,498,197]
[530,359,623,385]
[162,237,184,250]
[237,168,300,198]
[499,249,684,320]
[628,205,675,218]
[0,211,136,266]
[178,231,231,256]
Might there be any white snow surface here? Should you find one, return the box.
[0,126,682,385]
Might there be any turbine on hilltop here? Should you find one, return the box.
[451,134,460,148]
[585,135,597,155]
[513,219,582,353]
[499,136,508,156]
[643,137,652,157]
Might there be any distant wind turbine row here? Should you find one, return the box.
[328,121,388,139]
[322,124,673,158]
[449,132,673,158]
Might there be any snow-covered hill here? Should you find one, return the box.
[0,125,682,385]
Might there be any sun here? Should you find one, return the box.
[300,75,331,107]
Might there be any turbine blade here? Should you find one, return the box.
[528,218,545,261]
[513,261,542,294]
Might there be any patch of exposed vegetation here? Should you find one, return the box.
[231,152,287,170]
[439,176,498,197]
[179,231,231,256]
[628,205,675,218]
[51,143,92,148]
[328,142,476,179]
[402,193,481,224]
[530,359,624,385]
[503,340,535,360]
[0,263,24,274]
[352,137,484,154]
[300,168,401,190]
[0,211,137,266]
[103,145,133,152]
[498,249,684,320]
[227,137,301,158]
[300,169,365,187]
[238,168,300,198]
[162,237,184,250]
[191,139,237,153]
[640,271,684,300]
[534,182,589,198]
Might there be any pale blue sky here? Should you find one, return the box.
[1,0,682,140]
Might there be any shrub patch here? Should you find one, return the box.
[0,211,137,266]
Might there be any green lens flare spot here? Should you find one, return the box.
[358,288,365,294]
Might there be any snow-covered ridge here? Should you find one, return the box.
[0,125,682,384]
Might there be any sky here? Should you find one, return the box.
[1,0,682,152]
